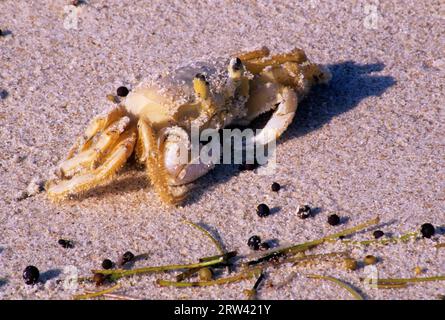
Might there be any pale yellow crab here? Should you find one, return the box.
[46,47,331,204]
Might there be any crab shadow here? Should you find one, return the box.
[75,168,148,201]
[184,61,396,205]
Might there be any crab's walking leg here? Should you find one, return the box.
[58,116,131,178]
[137,119,184,205]
[46,127,137,200]
[242,48,308,74]
[236,46,270,61]
[65,106,126,159]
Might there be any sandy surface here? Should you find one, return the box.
[0,0,444,300]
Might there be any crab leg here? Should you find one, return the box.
[46,127,137,200]
[138,119,184,205]
[242,48,308,74]
[135,117,151,163]
[58,116,131,178]
[65,105,126,159]
[236,46,270,61]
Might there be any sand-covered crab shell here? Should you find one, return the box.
[46,47,331,204]
[126,59,250,131]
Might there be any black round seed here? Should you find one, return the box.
[23,266,39,285]
[256,204,270,218]
[58,239,74,249]
[121,251,135,264]
[271,182,281,192]
[327,214,340,226]
[373,230,384,239]
[297,205,311,219]
[247,235,261,250]
[259,242,270,251]
[101,259,113,270]
[116,86,129,97]
[420,223,435,238]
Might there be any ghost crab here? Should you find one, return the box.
[46,46,331,204]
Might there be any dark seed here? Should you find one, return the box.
[271,182,280,192]
[256,203,270,218]
[121,251,135,264]
[327,214,340,226]
[93,273,106,286]
[420,223,435,238]
[101,259,113,270]
[297,205,311,219]
[373,230,384,239]
[23,266,39,285]
[58,239,74,249]
[247,235,261,250]
[116,86,129,97]
[0,29,3,36]
[259,242,270,251]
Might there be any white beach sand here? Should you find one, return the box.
[0,0,444,299]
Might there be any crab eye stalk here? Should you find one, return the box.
[193,73,210,100]
[228,57,244,79]
[194,73,206,82]
[232,57,243,71]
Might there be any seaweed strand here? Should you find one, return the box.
[157,268,262,287]
[307,274,364,300]
[73,284,121,300]
[290,251,349,265]
[335,231,417,246]
[92,256,224,281]
[183,220,224,254]
[375,275,445,284]
[246,217,379,266]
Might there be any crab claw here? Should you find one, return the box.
[251,86,298,147]
[161,126,215,186]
